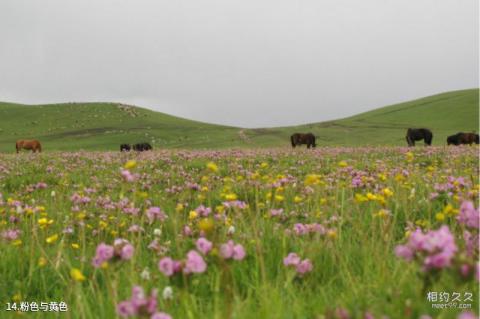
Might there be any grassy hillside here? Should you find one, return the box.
[246,88,479,147]
[0,89,478,151]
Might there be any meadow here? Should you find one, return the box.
[0,146,478,319]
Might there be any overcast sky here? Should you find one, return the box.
[0,0,478,128]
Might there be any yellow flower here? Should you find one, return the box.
[435,212,445,222]
[275,195,284,202]
[338,160,348,167]
[375,209,389,218]
[206,162,218,172]
[225,193,237,201]
[38,257,47,267]
[355,194,368,203]
[377,173,387,181]
[12,293,22,302]
[320,198,327,205]
[294,196,303,203]
[189,211,198,220]
[260,162,269,168]
[405,151,414,162]
[327,230,337,239]
[70,268,86,282]
[38,218,54,228]
[366,193,377,201]
[304,174,321,186]
[175,203,184,213]
[201,175,209,183]
[46,234,59,244]
[71,243,80,249]
[12,239,22,246]
[198,218,214,233]
[201,186,209,192]
[382,188,394,197]
[124,160,137,169]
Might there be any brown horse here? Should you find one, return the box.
[291,133,316,148]
[16,140,42,153]
[447,132,479,145]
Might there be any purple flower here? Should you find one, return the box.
[92,243,114,268]
[196,238,213,255]
[158,257,175,277]
[296,259,313,274]
[146,207,167,224]
[283,253,301,266]
[220,241,234,259]
[121,244,135,260]
[457,311,478,319]
[457,201,479,229]
[151,312,172,319]
[183,250,207,274]
[117,300,136,317]
[395,225,457,271]
[232,243,246,260]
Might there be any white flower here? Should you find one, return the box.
[51,191,56,197]
[153,228,162,237]
[162,286,173,300]
[227,226,235,235]
[140,268,150,280]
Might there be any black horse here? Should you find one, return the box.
[405,128,433,147]
[291,133,316,149]
[120,144,131,152]
[120,143,152,152]
[447,132,479,145]
[133,142,152,151]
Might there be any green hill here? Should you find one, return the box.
[0,89,478,151]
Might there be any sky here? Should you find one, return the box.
[0,0,478,128]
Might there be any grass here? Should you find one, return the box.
[0,146,478,318]
[0,89,478,152]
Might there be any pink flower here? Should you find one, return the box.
[395,226,457,271]
[457,201,479,229]
[220,241,234,259]
[219,240,246,260]
[394,245,414,261]
[196,238,213,255]
[232,243,246,260]
[146,207,167,224]
[117,300,136,317]
[296,259,313,274]
[121,244,135,260]
[117,286,160,318]
[183,250,207,274]
[158,257,175,277]
[283,253,301,266]
[457,311,478,319]
[92,243,114,267]
[151,312,172,319]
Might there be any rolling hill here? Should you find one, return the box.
[0,88,478,151]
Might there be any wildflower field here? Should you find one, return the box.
[0,146,478,319]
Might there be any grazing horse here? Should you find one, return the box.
[16,140,42,153]
[405,128,433,147]
[132,142,152,152]
[291,133,316,149]
[447,132,479,145]
[120,144,131,152]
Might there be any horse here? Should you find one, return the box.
[16,140,42,153]
[405,128,433,147]
[132,142,152,152]
[291,133,316,149]
[447,132,479,145]
[120,144,131,152]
